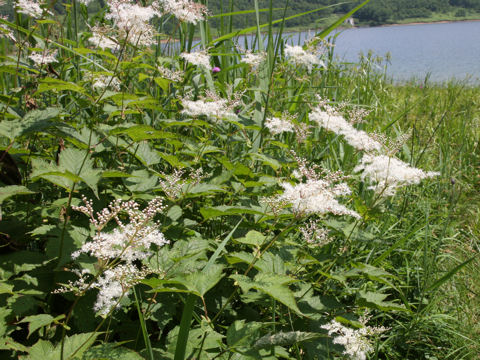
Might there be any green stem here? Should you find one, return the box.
[134,286,154,360]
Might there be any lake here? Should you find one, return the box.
[168,20,480,82]
[295,20,480,82]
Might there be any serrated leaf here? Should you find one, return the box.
[227,320,263,352]
[167,205,183,221]
[101,170,134,178]
[249,153,281,171]
[254,331,321,349]
[31,149,100,196]
[58,332,99,359]
[151,264,224,298]
[236,230,266,247]
[37,78,87,95]
[0,282,14,294]
[357,290,407,312]
[182,183,226,196]
[124,170,158,193]
[231,273,302,315]
[59,148,101,197]
[0,107,64,141]
[0,185,35,204]
[132,142,161,166]
[111,125,174,142]
[200,205,264,219]
[19,314,65,338]
[81,343,144,359]
[24,339,55,360]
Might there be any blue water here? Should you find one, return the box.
[170,20,480,82]
[325,21,480,82]
[264,21,480,82]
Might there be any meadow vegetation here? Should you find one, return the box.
[0,0,479,359]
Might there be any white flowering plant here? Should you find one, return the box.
[0,1,475,360]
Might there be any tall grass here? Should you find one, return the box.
[0,1,478,359]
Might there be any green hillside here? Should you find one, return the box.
[206,0,480,28]
[2,0,480,27]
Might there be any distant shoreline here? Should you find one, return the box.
[378,18,480,28]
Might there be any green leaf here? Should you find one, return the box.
[0,107,64,141]
[249,153,281,171]
[167,205,183,221]
[37,78,87,95]
[227,320,263,352]
[231,273,302,315]
[0,282,14,295]
[25,339,55,360]
[101,170,134,178]
[58,148,101,197]
[0,185,35,204]
[200,205,264,219]
[254,331,321,349]
[59,332,99,359]
[124,170,158,193]
[81,343,144,359]
[132,142,162,167]
[182,183,226,196]
[357,290,407,312]
[19,314,65,338]
[154,264,224,298]
[236,230,266,247]
[111,125,175,142]
[426,256,476,293]
[31,148,101,197]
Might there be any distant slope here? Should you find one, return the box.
[206,0,480,28]
[2,0,480,28]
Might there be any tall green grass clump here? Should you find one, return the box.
[0,0,478,359]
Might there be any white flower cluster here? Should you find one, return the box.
[72,223,168,262]
[86,73,121,91]
[264,116,295,135]
[299,219,332,246]
[16,0,51,18]
[310,103,382,152]
[354,154,440,196]
[181,98,233,119]
[311,99,439,195]
[241,50,266,68]
[279,179,360,218]
[181,50,211,68]
[321,319,387,360]
[157,0,208,24]
[158,168,204,200]
[89,27,119,50]
[91,264,149,315]
[28,50,57,66]
[284,44,324,73]
[69,197,169,315]
[277,155,360,218]
[157,65,184,82]
[0,16,16,42]
[104,0,160,47]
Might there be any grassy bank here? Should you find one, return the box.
[0,1,479,359]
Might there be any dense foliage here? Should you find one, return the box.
[0,0,479,360]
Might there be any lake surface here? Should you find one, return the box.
[295,21,480,82]
[171,20,480,82]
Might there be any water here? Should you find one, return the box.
[253,21,480,82]
[323,21,480,82]
[168,20,480,82]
